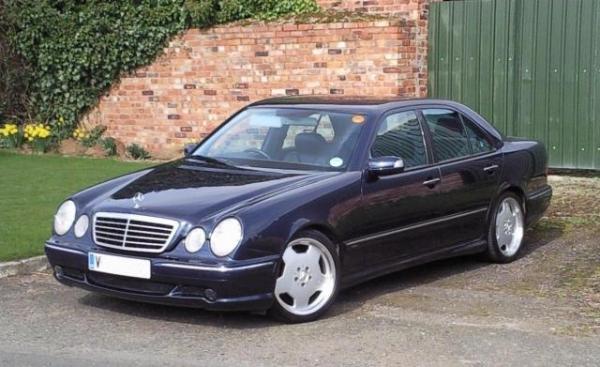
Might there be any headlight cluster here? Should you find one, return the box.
[54,201,77,235]
[74,215,89,238]
[210,218,243,257]
[184,217,243,257]
[184,227,206,253]
[54,200,89,237]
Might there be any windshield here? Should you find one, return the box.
[193,108,367,171]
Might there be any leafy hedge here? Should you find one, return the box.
[0,1,29,123]
[2,0,318,136]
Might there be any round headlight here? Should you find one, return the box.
[184,227,206,253]
[74,215,89,238]
[54,200,76,235]
[210,218,243,257]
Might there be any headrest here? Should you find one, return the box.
[295,132,327,153]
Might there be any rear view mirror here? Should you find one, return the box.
[367,156,405,177]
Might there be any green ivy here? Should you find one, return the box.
[3,0,318,135]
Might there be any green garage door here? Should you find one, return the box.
[428,0,600,170]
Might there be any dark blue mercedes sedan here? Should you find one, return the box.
[45,97,552,322]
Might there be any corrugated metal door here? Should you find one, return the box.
[428,0,600,169]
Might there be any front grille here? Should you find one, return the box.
[93,212,179,253]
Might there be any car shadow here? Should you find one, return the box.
[78,293,279,329]
[328,222,565,318]
[78,223,564,327]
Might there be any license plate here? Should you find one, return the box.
[88,252,151,279]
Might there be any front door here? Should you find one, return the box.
[420,108,502,248]
[354,110,442,267]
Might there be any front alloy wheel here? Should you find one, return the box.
[270,231,339,323]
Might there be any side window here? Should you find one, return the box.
[371,110,427,168]
[422,109,470,162]
[463,116,494,154]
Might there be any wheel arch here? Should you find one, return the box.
[500,185,527,214]
[292,223,343,256]
[487,184,527,226]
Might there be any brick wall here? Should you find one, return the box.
[85,17,429,157]
[317,0,425,16]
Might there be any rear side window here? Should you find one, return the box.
[371,111,427,168]
[422,109,470,162]
[463,116,494,154]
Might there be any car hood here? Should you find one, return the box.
[89,159,330,223]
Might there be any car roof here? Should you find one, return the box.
[247,96,465,113]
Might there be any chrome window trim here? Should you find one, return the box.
[346,207,488,247]
[93,212,180,254]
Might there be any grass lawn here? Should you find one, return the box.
[0,151,153,262]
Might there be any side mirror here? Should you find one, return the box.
[183,143,196,157]
[367,156,405,177]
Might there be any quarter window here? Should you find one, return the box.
[463,116,494,154]
[422,109,470,162]
[371,111,427,168]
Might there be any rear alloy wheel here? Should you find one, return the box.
[270,231,339,323]
[486,193,525,263]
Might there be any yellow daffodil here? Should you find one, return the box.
[22,123,51,140]
[72,127,89,141]
[0,123,19,136]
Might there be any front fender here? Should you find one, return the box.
[232,172,363,261]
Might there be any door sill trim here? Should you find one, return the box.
[345,207,488,247]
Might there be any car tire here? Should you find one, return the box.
[485,192,526,263]
[269,230,341,323]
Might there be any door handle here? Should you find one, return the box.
[483,164,499,173]
[423,177,441,187]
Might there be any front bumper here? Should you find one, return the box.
[45,242,278,311]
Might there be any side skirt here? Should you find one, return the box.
[340,239,487,290]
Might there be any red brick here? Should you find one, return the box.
[84,5,429,156]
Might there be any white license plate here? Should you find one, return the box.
[88,252,151,279]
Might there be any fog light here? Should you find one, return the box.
[54,266,63,277]
[204,288,217,302]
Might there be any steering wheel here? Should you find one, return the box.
[244,148,271,160]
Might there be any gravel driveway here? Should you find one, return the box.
[1,176,599,366]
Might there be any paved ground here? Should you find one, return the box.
[1,176,599,366]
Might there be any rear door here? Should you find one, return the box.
[420,108,502,248]
[356,109,442,267]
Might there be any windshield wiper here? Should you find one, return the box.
[187,155,235,168]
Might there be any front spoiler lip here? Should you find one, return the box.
[45,242,277,311]
[53,272,274,311]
